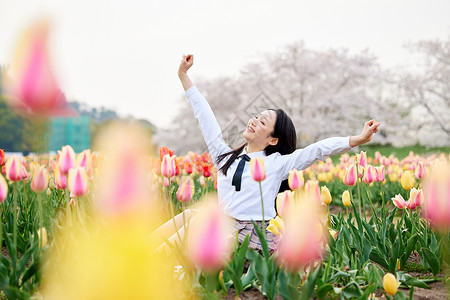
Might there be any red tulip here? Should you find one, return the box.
[202,164,212,178]
[0,149,5,167]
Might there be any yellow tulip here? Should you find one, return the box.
[321,186,332,205]
[342,190,351,207]
[400,170,415,190]
[37,227,48,248]
[383,273,399,295]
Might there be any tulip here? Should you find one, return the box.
[176,177,195,203]
[59,145,76,175]
[68,167,89,197]
[250,157,266,182]
[362,165,375,184]
[76,150,93,178]
[20,165,29,181]
[392,194,407,209]
[201,164,211,178]
[374,166,385,182]
[184,162,193,174]
[321,186,332,205]
[187,201,233,272]
[31,165,49,193]
[400,171,415,190]
[342,190,351,207]
[5,155,22,181]
[423,165,450,230]
[3,21,72,116]
[304,180,321,204]
[357,151,367,168]
[267,216,285,236]
[383,273,399,296]
[343,164,357,186]
[159,147,174,161]
[0,174,8,203]
[415,161,427,179]
[0,149,5,167]
[37,227,48,248]
[54,164,67,189]
[276,190,294,218]
[275,199,325,272]
[288,169,304,190]
[408,188,423,208]
[160,154,175,178]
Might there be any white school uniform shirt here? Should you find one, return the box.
[186,86,352,221]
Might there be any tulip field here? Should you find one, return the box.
[0,136,449,299]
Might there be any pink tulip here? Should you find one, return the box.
[250,157,266,182]
[5,155,22,182]
[176,177,195,203]
[392,194,407,209]
[357,151,367,168]
[409,188,423,208]
[76,150,93,178]
[275,201,324,272]
[31,165,49,193]
[187,201,233,272]
[415,162,427,179]
[160,154,175,178]
[276,190,294,218]
[423,166,450,231]
[304,180,321,204]
[363,165,375,184]
[374,166,385,182]
[68,167,89,197]
[163,177,170,187]
[288,169,304,190]
[59,145,76,175]
[3,21,74,116]
[343,164,357,186]
[54,164,67,189]
[0,174,8,203]
[20,165,29,181]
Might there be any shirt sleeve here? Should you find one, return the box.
[274,137,352,180]
[186,86,232,163]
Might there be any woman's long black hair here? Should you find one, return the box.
[216,108,297,194]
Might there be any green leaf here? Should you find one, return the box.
[402,274,430,290]
[369,249,389,270]
[21,263,39,287]
[421,248,440,276]
[277,270,301,300]
[316,283,334,299]
[300,264,321,300]
[251,220,270,259]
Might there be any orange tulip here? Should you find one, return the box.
[250,157,266,182]
[0,149,5,167]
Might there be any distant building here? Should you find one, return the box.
[49,117,91,153]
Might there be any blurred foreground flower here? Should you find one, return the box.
[2,20,74,116]
[187,200,234,273]
[423,162,450,231]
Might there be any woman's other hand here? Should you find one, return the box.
[349,119,381,147]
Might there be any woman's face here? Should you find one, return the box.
[243,110,278,149]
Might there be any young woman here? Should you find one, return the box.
[153,54,380,253]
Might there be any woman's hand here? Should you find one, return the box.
[349,119,381,147]
[178,54,194,91]
[178,54,194,76]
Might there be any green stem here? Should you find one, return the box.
[258,182,266,241]
[13,182,18,253]
[365,183,377,224]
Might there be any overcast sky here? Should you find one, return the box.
[1,0,449,129]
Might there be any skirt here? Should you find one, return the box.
[232,219,280,253]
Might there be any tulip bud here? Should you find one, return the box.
[59,145,76,175]
[276,190,294,218]
[383,273,399,296]
[68,167,89,197]
[250,157,266,182]
[343,164,357,186]
[37,227,48,248]
[31,165,49,193]
[374,166,385,182]
[5,155,22,182]
[321,186,332,205]
[342,190,351,207]
[176,177,195,203]
[363,165,375,184]
[400,171,415,190]
[415,161,427,179]
[392,194,407,209]
[0,174,8,203]
[288,169,304,190]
